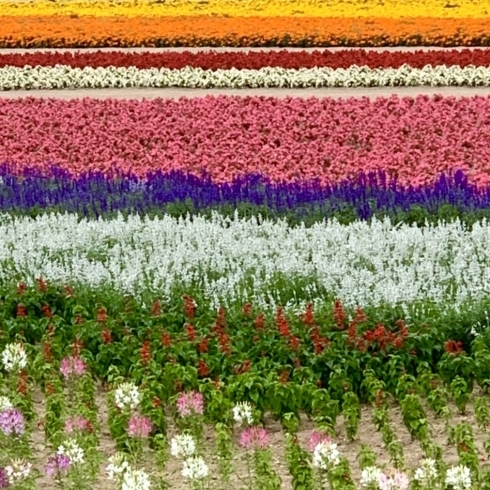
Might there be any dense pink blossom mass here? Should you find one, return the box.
[1,95,490,186]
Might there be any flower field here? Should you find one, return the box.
[3,0,490,488]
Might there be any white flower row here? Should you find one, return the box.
[2,212,490,311]
[0,64,489,90]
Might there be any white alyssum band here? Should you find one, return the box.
[0,64,489,90]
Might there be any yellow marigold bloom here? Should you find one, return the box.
[1,0,489,18]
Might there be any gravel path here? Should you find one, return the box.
[3,86,490,100]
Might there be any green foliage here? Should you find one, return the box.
[342,391,361,441]
[357,444,377,470]
[425,375,451,422]
[285,433,314,490]
[327,458,357,490]
[399,393,429,442]
[450,376,471,415]
[15,199,490,231]
[474,396,490,430]
[452,423,480,474]
[252,448,282,490]
[472,336,490,390]
[215,422,234,486]
[438,352,475,389]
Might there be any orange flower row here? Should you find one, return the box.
[1,16,489,48]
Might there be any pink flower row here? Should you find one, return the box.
[0,95,489,187]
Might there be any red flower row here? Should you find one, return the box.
[2,49,490,70]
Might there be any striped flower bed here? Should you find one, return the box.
[2,91,490,312]
[1,0,489,47]
[0,168,487,227]
[2,1,490,482]
[3,0,490,485]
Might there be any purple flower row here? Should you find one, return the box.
[0,166,489,224]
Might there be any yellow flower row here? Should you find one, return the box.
[1,0,489,18]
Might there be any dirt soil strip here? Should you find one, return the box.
[2,86,490,100]
[0,47,488,54]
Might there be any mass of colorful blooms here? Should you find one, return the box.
[2,0,490,489]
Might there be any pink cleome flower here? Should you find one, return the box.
[127,414,152,438]
[378,471,410,490]
[64,415,92,434]
[0,408,25,437]
[176,391,204,417]
[60,356,87,379]
[308,430,333,451]
[45,454,71,478]
[239,426,270,450]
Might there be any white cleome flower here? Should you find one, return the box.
[121,468,151,490]
[57,439,85,465]
[446,465,472,490]
[4,458,32,485]
[414,458,438,485]
[114,382,141,411]
[312,441,340,470]
[360,466,383,488]
[170,434,196,458]
[232,402,253,426]
[0,396,13,412]
[1,343,27,372]
[106,453,131,480]
[182,456,209,481]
